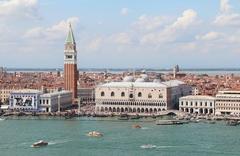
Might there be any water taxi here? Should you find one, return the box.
[87,131,103,137]
[132,124,142,129]
[31,140,48,148]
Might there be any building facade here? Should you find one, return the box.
[179,95,215,115]
[0,88,13,104]
[64,23,78,101]
[9,89,42,111]
[78,88,95,105]
[215,91,240,116]
[95,76,192,116]
[39,91,72,112]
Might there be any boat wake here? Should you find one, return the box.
[48,139,72,145]
[141,127,150,130]
[140,144,175,149]
[156,145,175,149]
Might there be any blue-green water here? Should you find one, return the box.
[0,118,240,156]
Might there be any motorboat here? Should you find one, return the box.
[31,140,48,148]
[87,131,103,137]
[226,120,239,126]
[132,124,142,129]
[140,144,157,149]
[130,115,140,120]
[156,120,187,125]
[118,114,129,120]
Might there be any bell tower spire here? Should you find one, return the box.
[64,23,78,101]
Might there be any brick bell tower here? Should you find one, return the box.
[64,23,78,101]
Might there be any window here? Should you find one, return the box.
[148,93,152,99]
[111,92,115,97]
[159,94,163,98]
[138,92,142,97]
[129,94,133,98]
[101,91,105,97]
[66,55,73,59]
[121,92,125,97]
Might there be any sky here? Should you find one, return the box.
[0,0,240,69]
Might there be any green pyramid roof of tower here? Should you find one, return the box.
[65,23,75,44]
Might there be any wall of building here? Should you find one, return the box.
[95,80,191,116]
[215,91,240,116]
[179,95,215,115]
[40,91,72,112]
[9,90,41,111]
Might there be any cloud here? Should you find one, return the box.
[140,9,198,44]
[24,17,79,41]
[132,15,168,31]
[214,0,240,26]
[220,0,231,13]
[110,32,132,44]
[196,32,223,41]
[171,9,198,29]
[0,0,39,19]
[120,8,129,16]
[86,37,103,51]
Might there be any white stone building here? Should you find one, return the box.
[39,91,72,112]
[9,89,72,112]
[215,90,240,116]
[95,76,192,116]
[9,89,42,111]
[179,95,215,115]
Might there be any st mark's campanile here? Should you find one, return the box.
[64,23,78,101]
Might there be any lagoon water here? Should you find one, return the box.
[0,117,240,156]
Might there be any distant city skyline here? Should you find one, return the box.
[0,0,240,68]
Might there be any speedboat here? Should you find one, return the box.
[87,131,103,137]
[140,144,157,149]
[31,140,48,148]
[132,124,142,129]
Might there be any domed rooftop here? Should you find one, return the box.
[140,74,149,81]
[135,78,145,82]
[123,76,134,82]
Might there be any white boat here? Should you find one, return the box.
[140,144,157,149]
[31,140,48,148]
[0,118,5,121]
[87,131,103,137]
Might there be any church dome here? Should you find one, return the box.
[140,74,149,81]
[123,76,134,82]
[135,78,145,82]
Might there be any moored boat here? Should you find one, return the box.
[118,114,129,120]
[156,120,186,125]
[226,120,239,126]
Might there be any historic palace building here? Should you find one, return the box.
[215,90,240,116]
[95,75,192,116]
[64,24,78,101]
[179,95,215,115]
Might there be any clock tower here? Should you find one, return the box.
[64,23,78,101]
